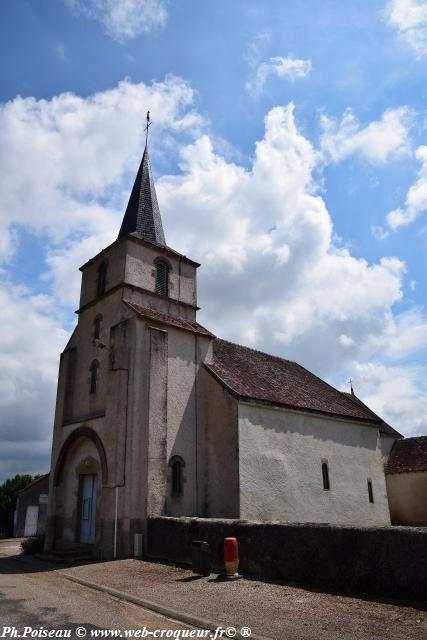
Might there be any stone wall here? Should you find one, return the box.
[147,516,427,601]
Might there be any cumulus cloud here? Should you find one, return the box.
[350,361,427,436]
[66,0,168,41]
[0,75,202,263]
[387,144,427,228]
[1,79,426,479]
[158,105,427,384]
[0,277,68,480]
[246,56,312,97]
[320,107,412,163]
[385,0,427,56]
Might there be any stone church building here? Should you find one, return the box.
[45,141,402,559]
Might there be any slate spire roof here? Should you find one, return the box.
[118,145,166,245]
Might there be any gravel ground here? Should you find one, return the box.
[64,559,427,640]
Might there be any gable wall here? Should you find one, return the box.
[238,403,390,526]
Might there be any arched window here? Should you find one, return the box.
[93,315,102,340]
[155,261,169,296]
[169,456,185,496]
[322,461,330,491]
[89,360,99,395]
[97,262,107,298]
[367,479,374,504]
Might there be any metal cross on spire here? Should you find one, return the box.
[117,108,165,245]
[144,110,151,147]
[348,378,355,395]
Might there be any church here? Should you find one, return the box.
[45,134,402,559]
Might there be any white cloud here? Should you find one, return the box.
[66,0,168,41]
[158,104,427,393]
[0,75,203,265]
[1,80,426,480]
[320,107,412,163]
[385,0,427,56]
[0,278,68,480]
[387,144,427,228]
[351,361,427,437]
[246,56,312,97]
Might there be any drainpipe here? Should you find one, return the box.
[114,486,119,559]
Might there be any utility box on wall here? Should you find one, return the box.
[134,532,143,557]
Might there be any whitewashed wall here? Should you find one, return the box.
[238,402,391,526]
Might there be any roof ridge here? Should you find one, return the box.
[215,338,297,366]
[215,339,381,423]
[211,339,400,430]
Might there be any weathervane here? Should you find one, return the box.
[144,110,151,146]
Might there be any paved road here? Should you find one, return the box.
[0,544,196,640]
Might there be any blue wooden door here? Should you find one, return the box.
[79,474,97,544]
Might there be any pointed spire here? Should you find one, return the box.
[118,117,166,245]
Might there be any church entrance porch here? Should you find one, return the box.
[78,473,97,544]
[46,426,110,556]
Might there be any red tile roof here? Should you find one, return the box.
[125,301,215,337]
[207,339,401,431]
[385,436,427,474]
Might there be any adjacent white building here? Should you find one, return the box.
[45,140,402,559]
[385,436,427,526]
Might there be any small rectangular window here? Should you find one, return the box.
[322,461,330,491]
[367,479,374,504]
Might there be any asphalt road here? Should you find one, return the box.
[0,541,196,640]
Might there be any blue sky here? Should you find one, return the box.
[1,0,427,481]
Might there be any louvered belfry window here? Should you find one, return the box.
[155,261,169,296]
[97,261,107,297]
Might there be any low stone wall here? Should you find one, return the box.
[147,517,427,601]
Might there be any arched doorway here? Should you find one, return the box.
[52,427,108,547]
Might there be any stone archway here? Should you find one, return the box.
[53,426,108,487]
[51,427,108,548]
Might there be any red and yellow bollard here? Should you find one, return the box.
[224,536,239,578]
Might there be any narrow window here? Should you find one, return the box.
[89,360,99,395]
[367,479,374,504]
[169,456,185,496]
[322,462,330,491]
[93,315,102,340]
[155,261,169,296]
[97,262,107,298]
